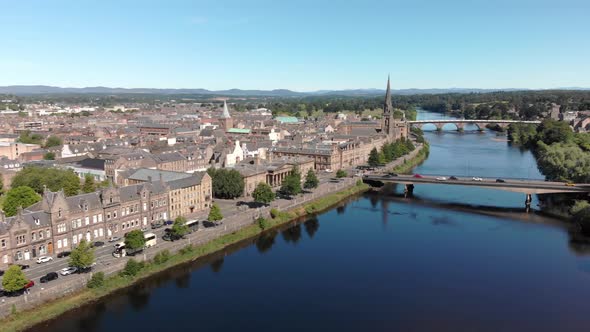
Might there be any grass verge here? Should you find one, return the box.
[0,181,370,332]
[391,143,430,174]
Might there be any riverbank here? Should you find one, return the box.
[390,142,430,174]
[1,182,370,332]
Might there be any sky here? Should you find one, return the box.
[0,0,589,91]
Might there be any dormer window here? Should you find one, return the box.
[109,195,113,204]
[58,208,62,218]
[84,203,88,211]
[34,217,40,226]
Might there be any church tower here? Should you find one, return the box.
[219,100,234,131]
[381,75,395,137]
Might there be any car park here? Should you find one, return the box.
[36,256,53,264]
[40,272,59,283]
[57,251,71,258]
[60,267,78,276]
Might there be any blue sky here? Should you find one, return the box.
[0,0,589,90]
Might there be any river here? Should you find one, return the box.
[29,110,590,332]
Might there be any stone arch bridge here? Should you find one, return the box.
[407,119,541,131]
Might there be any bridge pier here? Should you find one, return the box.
[476,123,488,131]
[404,184,414,197]
[435,123,445,132]
[455,123,465,132]
[525,194,532,213]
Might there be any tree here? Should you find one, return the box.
[82,174,96,193]
[17,130,43,144]
[3,186,41,217]
[368,147,380,167]
[44,135,63,148]
[208,203,223,222]
[304,169,319,189]
[252,182,275,205]
[280,167,302,196]
[125,230,146,250]
[1,265,29,292]
[207,168,245,199]
[11,166,80,196]
[171,216,189,238]
[43,152,55,160]
[0,175,3,193]
[336,169,347,178]
[69,239,95,269]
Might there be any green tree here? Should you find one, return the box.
[171,216,189,238]
[69,239,95,269]
[252,182,275,204]
[17,130,43,144]
[1,265,29,292]
[3,186,41,217]
[304,169,319,189]
[87,272,105,289]
[280,167,302,196]
[43,151,55,160]
[11,166,80,196]
[0,175,3,193]
[368,147,380,167]
[125,230,146,250]
[122,259,144,277]
[82,174,96,193]
[44,135,63,148]
[207,168,245,199]
[208,203,223,222]
[336,169,347,178]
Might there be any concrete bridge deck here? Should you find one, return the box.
[363,174,590,194]
[407,119,541,131]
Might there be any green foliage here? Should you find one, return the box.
[356,179,363,186]
[304,169,319,189]
[207,168,245,199]
[537,119,574,145]
[87,272,105,289]
[125,230,146,250]
[153,250,171,265]
[336,169,347,178]
[121,259,144,277]
[43,152,55,160]
[508,123,538,146]
[17,130,43,144]
[207,203,223,222]
[368,147,380,167]
[171,216,189,237]
[536,141,590,182]
[257,217,271,230]
[252,182,275,204]
[279,166,302,197]
[69,239,95,269]
[179,245,195,255]
[82,174,96,193]
[44,136,63,148]
[570,200,590,216]
[12,166,81,196]
[2,265,29,292]
[3,186,41,217]
[270,208,280,219]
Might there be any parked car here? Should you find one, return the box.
[40,272,59,283]
[413,174,424,178]
[36,256,53,264]
[24,280,35,289]
[17,264,30,270]
[496,178,506,183]
[325,169,333,173]
[0,270,4,276]
[436,177,448,181]
[60,267,78,276]
[387,172,399,177]
[108,236,121,243]
[449,176,458,180]
[472,177,483,182]
[164,220,174,226]
[92,241,105,248]
[151,222,164,229]
[162,233,183,242]
[57,251,71,258]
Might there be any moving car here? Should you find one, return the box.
[387,172,399,177]
[60,267,78,276]
[24,280,35,289]
[164,220,174,225]
[496,179,506,183]
[472,177,483,182]
[436,177,447,181]
[57,251,71,258]
[108,236,121,243]
[36,256,53,264]
[449,176,458,180]
[565,182,575,187]
[17,264,30,270]
[40,272,59,283]
[413,174,424,178]
[92,241,105,248]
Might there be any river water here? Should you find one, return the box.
[29,110,590,332]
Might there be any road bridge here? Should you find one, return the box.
[407,119,541,131]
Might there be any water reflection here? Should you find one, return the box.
[304,217,319,238]
[281,223,302,244]
[128,284,151,311]
[256,231,278,253]
[210,258,225,273]
[336,205,346,214]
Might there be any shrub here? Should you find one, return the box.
[336,169,347,178]
[122,259,144,277]
[356,179,363,186]
[153,250,171,265]
[179,245,194,255]
[87,272,105,289]
[257,217,271,230]
[270,208,280,219]
[305,204,317,214]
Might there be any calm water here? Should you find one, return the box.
[30,110,590,332]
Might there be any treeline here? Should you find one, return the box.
[508,120,590,182]
[368,137,416,167]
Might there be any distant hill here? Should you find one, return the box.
[0,85,587,96]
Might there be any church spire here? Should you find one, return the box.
[384,74,393,115]
[222,100,231,119]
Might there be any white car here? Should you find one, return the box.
[36,256,53,264]
[60,266,78,276]
[436,177,448,181]
[325,169,333,173]
[472,177,483,182]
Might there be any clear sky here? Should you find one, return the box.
[0,0,589,91]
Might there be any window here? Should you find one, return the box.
[107,212,111,220]
[94,229,98,238]
[98,214,103,222]
[31,233,37,241]
[99,228,103,237]
[73,236,77,245]
[2,255,7,264]
[71,220,77,229]
[47,230,51,238]
[16,251,23,260]
[77,219,82,228]
[85,217,90,225]
[63,238,68,247]
[143,203,147,211]
[58,223,67,233]
[84,203,88,211]
[39,231,43,239]
[1,239,6,248]
[113,211,117,218]
[93,215,97,223]
[58,208,62,218]
[16,235,26,245]
[126,207,130,215]
[57,240,62,249]
[122,223,126,230]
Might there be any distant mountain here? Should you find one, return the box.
[0,85,587,97]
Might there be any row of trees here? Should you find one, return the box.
[367,138,416,167]
[17,131,63,148]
